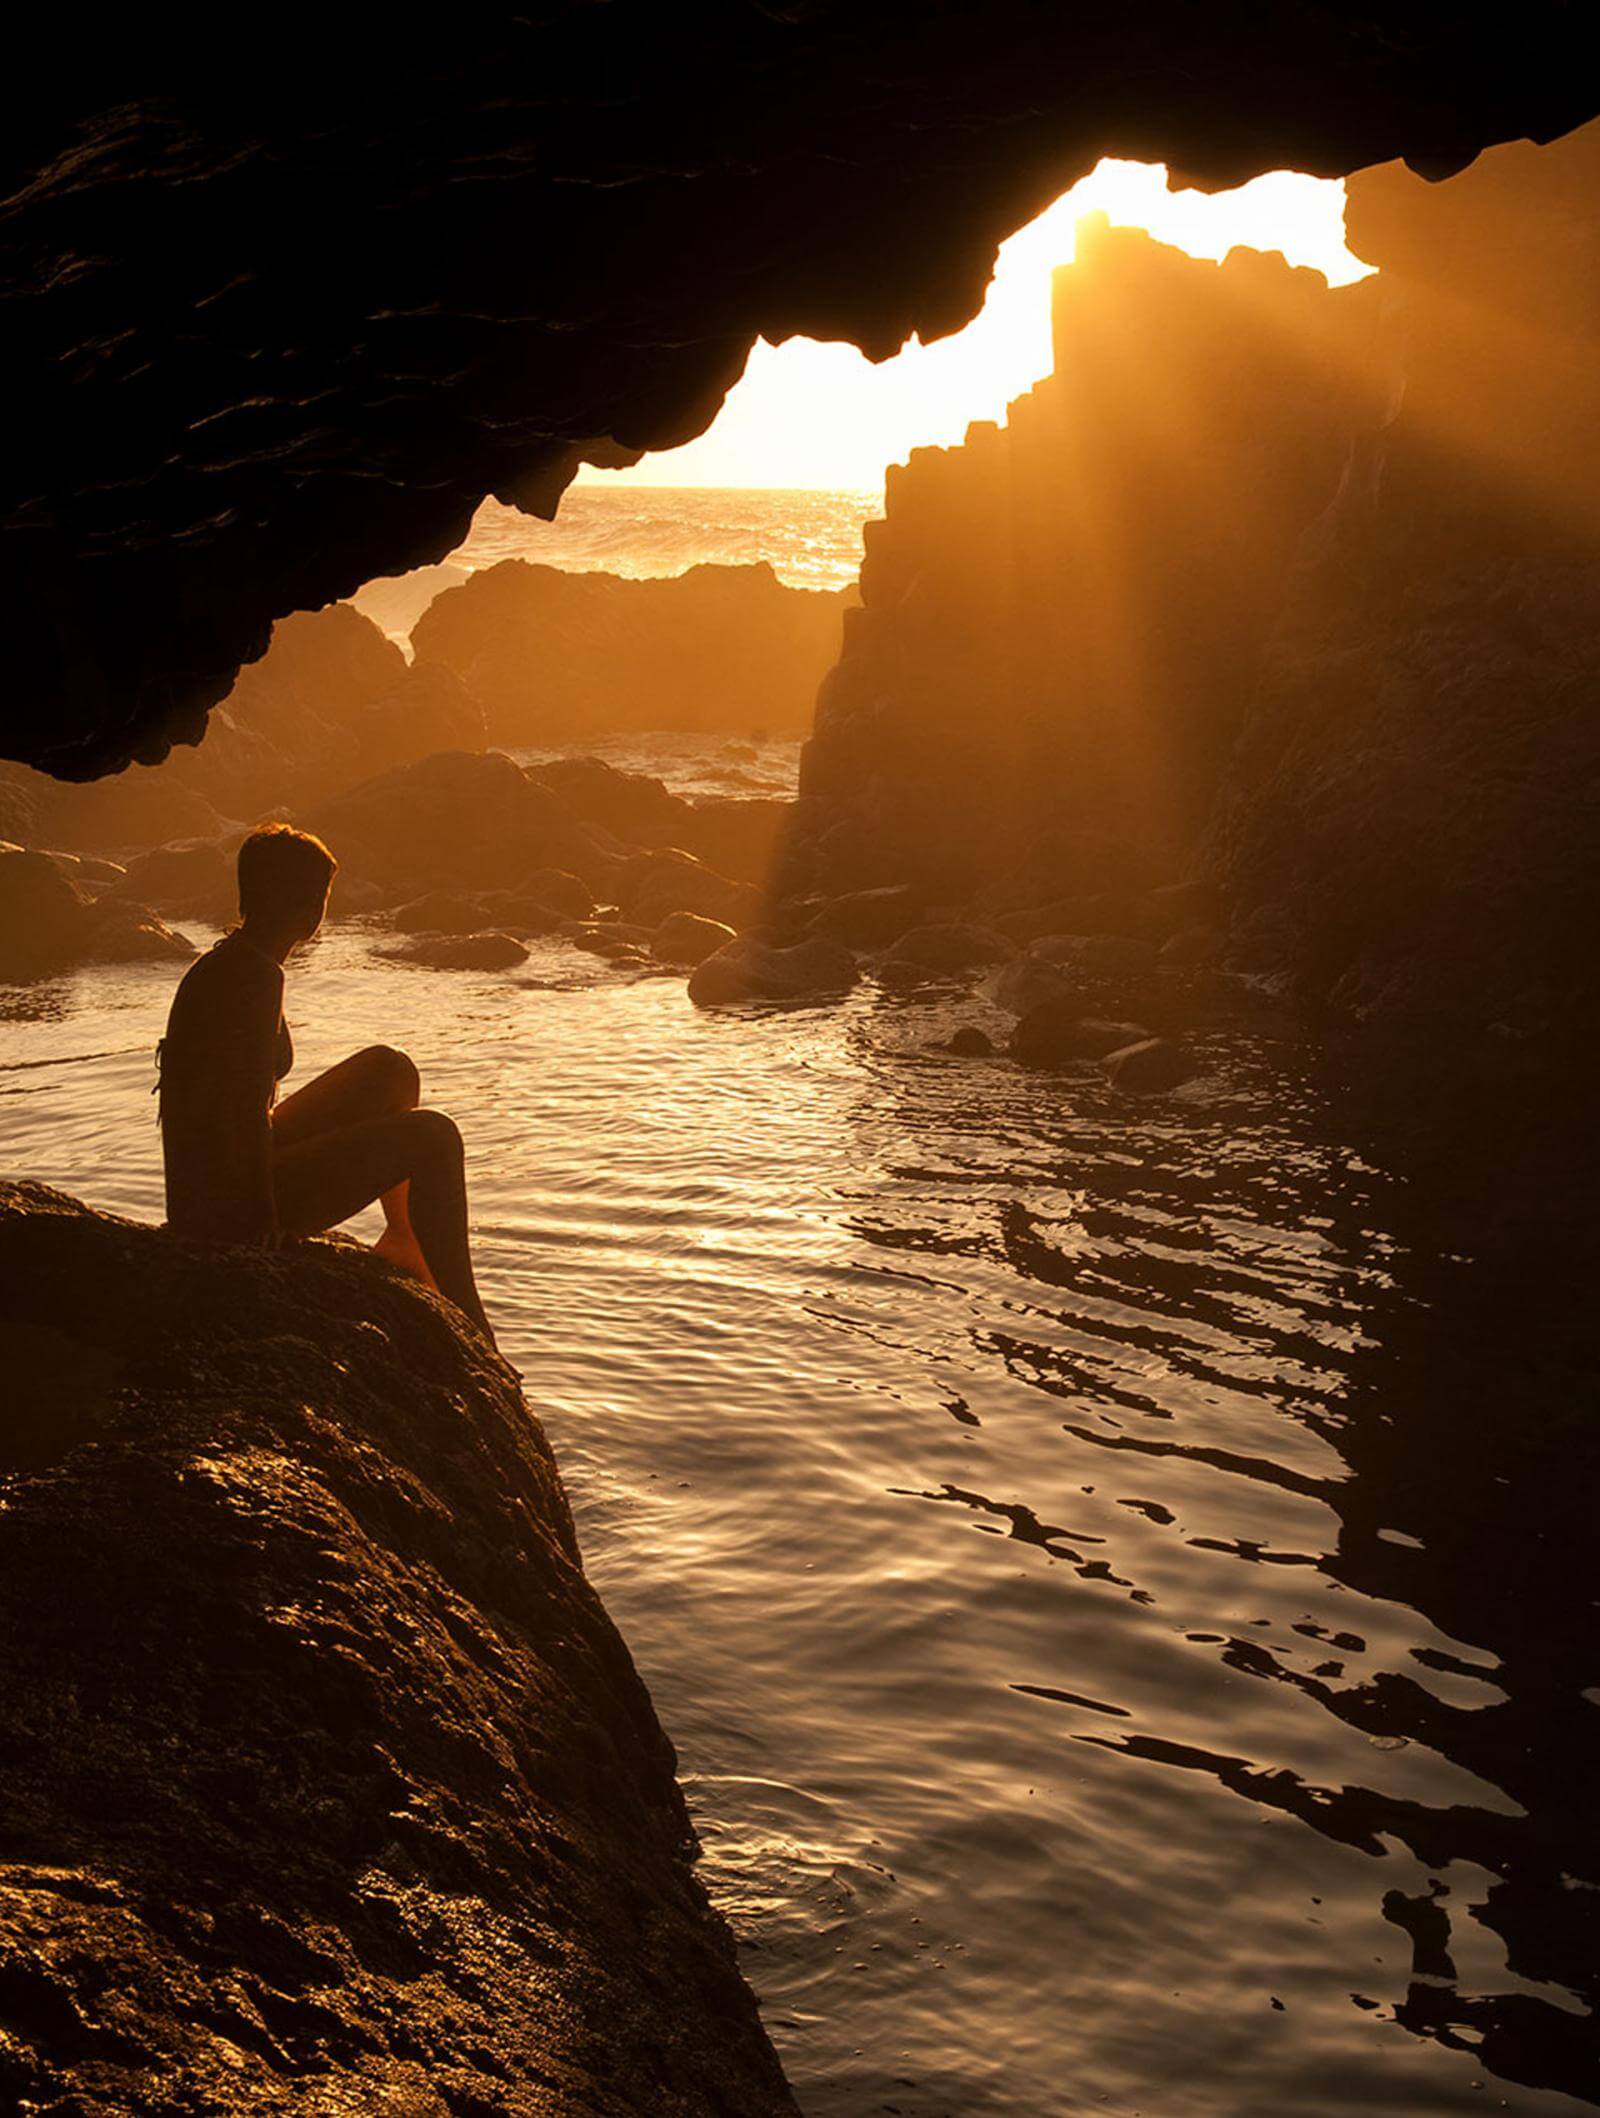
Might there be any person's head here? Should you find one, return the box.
[236,823,337,944]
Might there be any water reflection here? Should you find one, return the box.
[3,942,1595,2112]
[841,984,1599,2108]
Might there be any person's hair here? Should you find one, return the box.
[236,823,337,925]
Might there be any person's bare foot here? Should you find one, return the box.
[374,1223,439,1292]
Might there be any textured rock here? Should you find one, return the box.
[382,930,531,971]
[988,953,1074,1018]
[797,222,1378,899]
[415,562,848,741]
[0,844,194,982]
[1216,122,1600,1032]
[0,1183,795,2115]
[652,912,739,968]
[688,936,858,1008]
[4,13,1592,779]
[618,849,758,931]
[806,885,927,948]
[302,752,611,898]
[884,923,1013,975]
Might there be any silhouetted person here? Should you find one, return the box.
[158,823,495,1345]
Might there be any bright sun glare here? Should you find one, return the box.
[579,159,1370,493]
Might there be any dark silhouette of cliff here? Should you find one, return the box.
[411,560,848,742]
[0,1183,798,2116]
[797,215,1377,903]
[2,7,1594,780]
[793,120,1600,1041]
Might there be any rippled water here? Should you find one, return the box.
[6,886,1597,2115]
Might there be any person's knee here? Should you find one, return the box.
[359,1044,420,1113]
[410,1106,463,1164]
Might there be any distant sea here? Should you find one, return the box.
[458,486,877,592]
[350,486,876,643]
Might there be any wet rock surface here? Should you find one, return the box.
[0,1183,796,2117]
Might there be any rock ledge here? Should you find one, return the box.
[0,1183,794,2117]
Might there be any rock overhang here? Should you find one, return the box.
[3,3,1597,778]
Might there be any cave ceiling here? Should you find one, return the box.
[4,3,1597,778]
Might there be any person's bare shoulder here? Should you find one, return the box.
[169,937,282,1034]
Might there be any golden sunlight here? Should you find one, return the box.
[581,159,1370,491]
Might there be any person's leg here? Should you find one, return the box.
[271,1047,430,1282]
[272,1108,495,1345]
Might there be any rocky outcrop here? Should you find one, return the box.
[412,562,848,741]
[8,608,488,855]
[1215,122,1600,1038]
[4,11,1593,779]
[795,120,1600,1045]
[0,843,193,982]
[0,1183,795,2116]
[794,217,1377,907]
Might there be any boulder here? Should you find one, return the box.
[652,912,738,968]
[1103,1036,1198,1092]
[517,867,596,919]
[988,953,1073,1017]
[0,1182,794,2115]
[0,845,194,979]
[567,923,655,959]
[619,848,759,930]
[1009,998,1153,1067]
[412,557,847,742]
[389,889,492,935]
[0,844,92,980]
[33,768,236,858]
[946,1025,996,1056]
[110,838,236,922]
[530,756,692,845]
[885,923,1013,976]
[682,797,793,885]
[688,935,858,1007]
[807,884,927,948]
[382,930,529,971]
[1160,924,1224,970]
[77,899,197,965]
[302,750,610,897]
[476,892,566,937]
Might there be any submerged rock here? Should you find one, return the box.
[1103,1035,1198,1092]
[688,935,858,1008]
[1009,999,1153,1068]
[0,1183,795,2115]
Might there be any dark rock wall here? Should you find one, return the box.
[0,1183,797,2116]
[795,220,1379,903]
[794,121,1600,1036]
[3,6,1595,778]
[412,560,849,742]
[1217,122,1600,1032]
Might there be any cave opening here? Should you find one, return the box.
[3,47,1599,2118]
